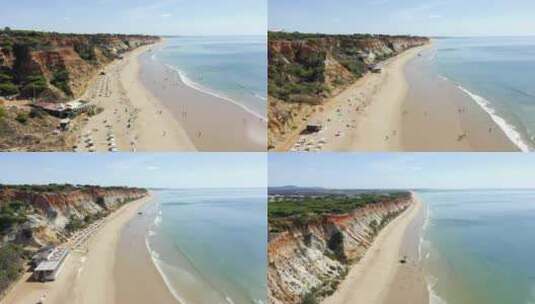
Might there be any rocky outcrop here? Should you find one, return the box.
[268,195,413,304]
[0,185,148,248]
[0,29,159,100]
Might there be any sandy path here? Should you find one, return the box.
[77,43,196,152]
[1,195,161,304]
[322,197,427,304]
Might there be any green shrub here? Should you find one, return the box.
[15,112,28,124]
[327,231,346,262]
[0,202,28,233]
[74,43,96,61]
[301,293,318,304]
[0,83,19,96]
[0,71,13,82]
[20,75,48,97]
[51,69,71,95]
[65,216,85,232]
[0,244,25,294]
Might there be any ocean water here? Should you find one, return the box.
[418,190,535,304]
[153,36,267,118]
[430,37,535,151]
[145,189,267,304]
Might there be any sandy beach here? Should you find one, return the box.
[76,42,196,152]
[322,196,428,304]
[0,194,176,304]
[138,48,267,151]
[282,43,518,152]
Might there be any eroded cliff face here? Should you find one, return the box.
[268,33,429,149]
[268,196,413,304]
[0,30,159,100]
[0,185,148,248]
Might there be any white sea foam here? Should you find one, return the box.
[144,236,188,304]
[225,296,235,304]
[164,64,267,122]
[154,215,162,227]
[426,275,448,304]
[456,85,531,152]
[254,93,267,101]
[438,75,449,82]
[415,192,430,261]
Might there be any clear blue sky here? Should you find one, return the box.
[0,153,266,189]
[269,0,535,37]
[1,0,266,35]
[269,153,535,189]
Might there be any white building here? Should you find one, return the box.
[33,247,70,282]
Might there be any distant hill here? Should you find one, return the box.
[269,185,407,196]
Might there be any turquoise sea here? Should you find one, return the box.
[145,189,267,304]
[153,36,267,118]
[418,190,535,304]
[430,37,535,151]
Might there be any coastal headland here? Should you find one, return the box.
[0,29,190,151]
[0,28,266,152]
[0,184,176,304]
[268,189,427,304]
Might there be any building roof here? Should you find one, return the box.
[34,248,69,272]
[35,261,60,272]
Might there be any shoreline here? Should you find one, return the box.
[114,194,178,304]
[322,195,428,304]
[171,64,267,122]
[400,44,519,152]
[139,41,267,151]
[277,42,519,152]
[77,41,197,152]
[383,194,429,304]
[0,195,159,304]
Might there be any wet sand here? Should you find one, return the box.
[322,196,428,304]
[139,48,267,151]
[383,196,429,304]
[114,199,177,304]
[401,47,518,151]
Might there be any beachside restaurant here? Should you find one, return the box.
[34,100,94,118]
[33,247,70,282]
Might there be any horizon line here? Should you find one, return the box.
[1,26,265,37]
[268,29,535,38]
[268,186,535,191]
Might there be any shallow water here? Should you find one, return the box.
[431,37,535,151]
[153,36,267,118]
[146,189,267,304]
[418,190,535,304]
